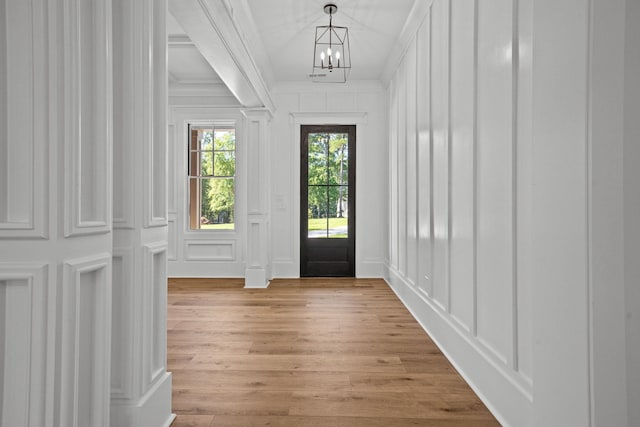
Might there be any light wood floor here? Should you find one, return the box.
[168,278,500,427]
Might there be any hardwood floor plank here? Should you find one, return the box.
[172,390,292,416]
[348,372,475,393]
[289,391,497,420]
[170,415,214,427]
[207,415,500,427]
[168,278,499,426]
[247,340,438,356]
[171,370,352,392]
[178,354,406,373]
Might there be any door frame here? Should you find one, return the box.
[289,113,368,278]
[300,125,356,276]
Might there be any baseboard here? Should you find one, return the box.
[384,265,533,427]
[356,258,384,278]
[244,268,270,288]
[111,372,174,427]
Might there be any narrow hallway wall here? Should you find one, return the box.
[385,1,533,425]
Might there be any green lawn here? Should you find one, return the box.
[200,223,235,230]
[308,217,348,230]
[198,218,347,232]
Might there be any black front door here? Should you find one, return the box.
[300,125,356,277]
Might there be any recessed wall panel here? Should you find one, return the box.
[3,0,32,227]
[449,0,476,331]
[77,270,99,427]
[0,0,48,238]
[185,240,235,261]
[475,0,514,363]
[61,255,110,427]
[397,60,407,277]
[0,265,47,427]
[516,0,533,382]
[151,248,167,381]
[0,279,30,427]
[247,120,262,214]
[0,0,7,223]
[167,218,177,260]
[417,12,432,294]
[168,124,176,214]
[64,0,111,236]
[112,0,135,229]
[431,0,450,309]
[300,92,326,112]
[151,0,167,224]
[79,0,100,223]
[111,251,133,399]
[406,37,418,286]
[389,80,399,269]
[331,93,356,112]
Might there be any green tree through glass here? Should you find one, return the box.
[307,133,348,238]
[198,129,235,227]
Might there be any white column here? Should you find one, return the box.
[242,109,273,288]
[110,0,174,426]
[1,0,113,426]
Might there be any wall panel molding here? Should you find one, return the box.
[143,242,168,387]
[168,124,177,214]
[184,240,235,261]
[110,249,134,401]
[416,7,433,296]
[63,0,112,237]
[385,267,532,426]
[60,254,111,427]
[0,264,48,427]
[0,0,48,239]
[167,107,244,277]
[387,0,534,424]
[145,0,168,228]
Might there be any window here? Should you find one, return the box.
[188,124,236,230]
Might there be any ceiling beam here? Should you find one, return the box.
[168,0,275,112]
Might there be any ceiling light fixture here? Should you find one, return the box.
[312,3,351,83]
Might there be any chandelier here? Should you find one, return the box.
[311,3,351,83]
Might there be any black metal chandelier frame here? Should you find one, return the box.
[312,3,351,83]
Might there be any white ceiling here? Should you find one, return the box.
[244,0,416,82]
[167,0,417,98]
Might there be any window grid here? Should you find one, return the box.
[188,125,236,230]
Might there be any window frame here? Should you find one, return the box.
[187,120,238,232]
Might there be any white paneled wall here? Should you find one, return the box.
[388,0,636,426]
[0,0,115,425]
[0,266,48,427]
[243,109,272,288]
[167,107,247,278]
[386,1,533,425]
[1,0,173,425]
[111,0,174,425]
[0,0,47,239]
[625,1,640,423]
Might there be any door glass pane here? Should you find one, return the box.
[308,134,328,185]
[308,186,328,238]
[328,186,348,238]
[306,132,349,240]
[328,133,348,185]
